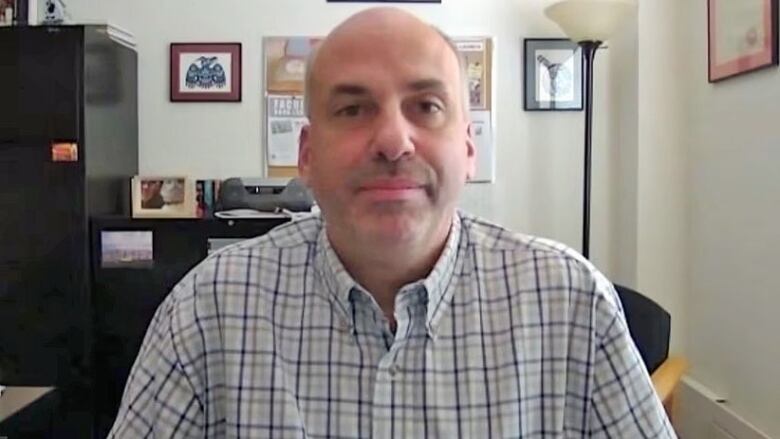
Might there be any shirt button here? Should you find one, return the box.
[339,321,351,333]
[388,364,401,379]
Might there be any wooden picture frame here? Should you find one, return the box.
[131,176,197,218]
[170,43,242,102]
[524,38,583,111]
[708,0,779,82]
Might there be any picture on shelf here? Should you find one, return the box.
[132,176,197,218]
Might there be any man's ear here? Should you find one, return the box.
[298,124,312,185]
[465,123,477,181]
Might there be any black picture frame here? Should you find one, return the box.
[327,0,439,2]
[524,38,583,111]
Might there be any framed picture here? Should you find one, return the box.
[131,176,198,218]
[708,0,778,82]
[0,0,13,24]
[170,43,242,102]
[264,37,322,95]
[327,1,439,2]
[100,231,154,269]
[524,38,583,111]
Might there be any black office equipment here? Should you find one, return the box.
[0,25,138,437]
[218,177,315,212]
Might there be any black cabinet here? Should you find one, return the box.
[90,216,288,438]
[0,25,138,437]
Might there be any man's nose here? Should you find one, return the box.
[370,107,415,162]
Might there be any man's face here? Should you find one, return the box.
[299,24,476,246]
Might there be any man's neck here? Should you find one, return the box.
[326,215,453,321]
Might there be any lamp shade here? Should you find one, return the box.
[544,0,636,43]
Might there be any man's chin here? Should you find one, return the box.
[358,213,426,245]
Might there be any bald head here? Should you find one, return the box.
[303,7,469,118]
[329,7,429,40]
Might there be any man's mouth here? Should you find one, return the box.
[357,178,426,201]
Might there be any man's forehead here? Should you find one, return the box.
[312,30,458,88]
[322,7,438,48]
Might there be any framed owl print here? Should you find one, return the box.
[170,43,242,102]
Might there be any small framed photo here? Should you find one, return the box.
[170,43,242,102]
[524,38,583,111]
[708,0,778,82]
[132,176,197,218]
[100,231,154,269]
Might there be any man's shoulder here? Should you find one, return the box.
[158,214,323,322]
[459,211,583,262]
[458,211,613,298]
[171,214,321,292]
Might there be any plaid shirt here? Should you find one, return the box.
[109,211,675,438]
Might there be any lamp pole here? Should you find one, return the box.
[579,40,601,260]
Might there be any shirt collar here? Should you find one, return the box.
[314,212,463,338]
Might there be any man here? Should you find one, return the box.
[110,7,675,438]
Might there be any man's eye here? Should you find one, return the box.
[418,100,443,114]
[334,105,363,117]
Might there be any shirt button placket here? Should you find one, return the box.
[372,357,400,439]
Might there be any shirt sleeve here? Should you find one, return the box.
[588,280,677,438]
[107,283,205,438]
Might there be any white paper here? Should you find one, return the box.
[267,95,307,167]
[536,49,577,103]
[715,0,767,60]
[215,209,291,219]
[469,110,495,183]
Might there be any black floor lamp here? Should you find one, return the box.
[545,0,636,259]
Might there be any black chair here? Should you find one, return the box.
[614,283,687,418]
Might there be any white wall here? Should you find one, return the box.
[62,0,621,275]
[635,0,688,355]
[678,0,780,436]
[602,0,688,354]
[614,0,780,434]
[607,16,639,290]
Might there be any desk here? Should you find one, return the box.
[0,387,57,437]
[0,387,55,422]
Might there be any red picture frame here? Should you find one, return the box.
[708,0,779,82]
[170,43,242,102]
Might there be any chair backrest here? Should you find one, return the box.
[613,284,671,373]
